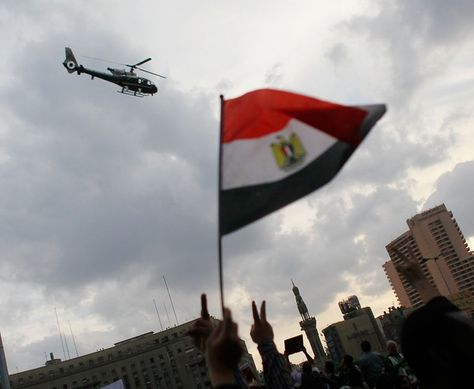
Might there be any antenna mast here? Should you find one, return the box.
[54,307,67,360]
[163,276,179,325]
[163,302,171,327]
[68,321,80,357]
[64,334,71,360]
[153,299,164,331]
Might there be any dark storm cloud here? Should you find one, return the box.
[340,0,474,101]
[0,30,226,381]
[424,160,474,238]
[335,114,455,187]
[224,183,417,316]
[0,19,223,293]
[0,3,225,370]
[1,0,472,373]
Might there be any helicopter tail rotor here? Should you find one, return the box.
[63,47,79,73]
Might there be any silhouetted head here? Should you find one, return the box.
[401,297,474,388]
[302,361,312,374]
[324,360,335,375]
[386,340,398,355]
[343,354,355,367]
[360,340,371,352]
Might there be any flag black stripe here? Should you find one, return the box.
[220,103,386,235]
[220,140,354,235]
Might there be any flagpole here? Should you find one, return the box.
[218,94,225,317]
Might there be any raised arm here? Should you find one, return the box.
[188,294,248,389]
[188,294,214,352]
[250,300,292,388]
[302,346,314,364]
[206,307,244,388]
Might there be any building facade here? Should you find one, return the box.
[376,306,413,345]
[9,319,257,389]
[0,332,11,389]
[323,300,385,366]
[383,204,474,313]
[291,281,326,366]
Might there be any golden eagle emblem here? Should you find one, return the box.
[271,133,306,171]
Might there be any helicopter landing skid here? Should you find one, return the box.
[118,88,146,97]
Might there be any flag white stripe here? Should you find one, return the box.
[222,119,338,190]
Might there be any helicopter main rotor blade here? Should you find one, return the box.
[128,58,152,67]
[135,66,167,78]
[82,55,126,66]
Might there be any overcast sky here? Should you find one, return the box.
[1,0,473,373]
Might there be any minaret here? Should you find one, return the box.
[292,281,326,365]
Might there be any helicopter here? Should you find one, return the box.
[62,47,166,96]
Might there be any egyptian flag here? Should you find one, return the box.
[219,89,386,235]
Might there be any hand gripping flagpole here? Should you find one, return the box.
[218,94,225,316]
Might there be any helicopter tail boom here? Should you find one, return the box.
[63,47,79,73]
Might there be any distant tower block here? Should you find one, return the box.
[339,295,362,319]
[292,281,326,365]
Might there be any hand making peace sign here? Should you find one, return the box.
[250,300,274,345]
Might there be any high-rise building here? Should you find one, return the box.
[322,297,385,365]
[383,204,474,313]
[291,281,326,366]
[8,318,257,389]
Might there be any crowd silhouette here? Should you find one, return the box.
[188,247,474,388]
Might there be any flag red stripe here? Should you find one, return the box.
[223,89,368,146]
